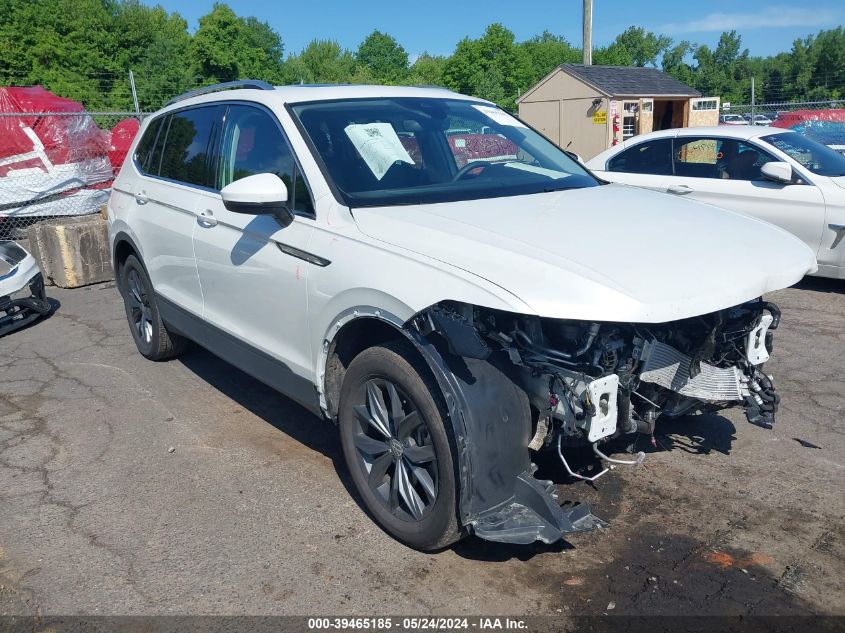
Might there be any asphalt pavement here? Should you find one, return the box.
[0,279,843,616]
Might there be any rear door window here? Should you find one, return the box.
[217,104,313,214]
[607,138,673,175]
[158,106,221,187]
[674,137,774,181]
[673,137,722,178]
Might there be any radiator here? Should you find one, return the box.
[638,340,745,402]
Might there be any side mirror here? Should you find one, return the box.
[761,161,794,184]
[564,150,584,164]
[220,173,295,227]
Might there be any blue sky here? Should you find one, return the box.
[149,0,843,59]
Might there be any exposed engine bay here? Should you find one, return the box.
[418,298,780,477]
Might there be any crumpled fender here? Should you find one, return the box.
[404,326,606,545]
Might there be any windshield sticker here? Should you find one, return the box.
[472,105,527,128]
[344,122,414,180]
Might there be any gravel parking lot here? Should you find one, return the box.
[1,279,843,617]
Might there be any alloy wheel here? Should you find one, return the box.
[352,379,439,521]
[126,269,153,345]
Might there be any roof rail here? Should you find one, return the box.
[166,80,275,106]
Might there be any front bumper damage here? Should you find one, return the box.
[0,240,51,336]
[405,298,782,546]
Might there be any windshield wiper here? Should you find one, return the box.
[541,185,578,193]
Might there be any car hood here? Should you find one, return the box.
[351,185,816,323]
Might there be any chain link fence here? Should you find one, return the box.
[0,111,147,239]
[725,99,845,119]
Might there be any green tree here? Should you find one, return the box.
[692,31,751,103]
[661,41,695,85]
[110,1,193,109]
[520,31,579,86]
[284,40,356,84]
[807,27,845,99]
[442,23,533,110]
[612,26,672,67]
[406,53,447,86]
[191,3,284,84]
[662,31,752,103]
[356,30,408,84]
[0,0,120,109]
[592,42,634,66]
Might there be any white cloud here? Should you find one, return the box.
[662,7,839,33]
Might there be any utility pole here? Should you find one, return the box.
[582,0,593,65]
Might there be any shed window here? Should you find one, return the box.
[692,99,718,111]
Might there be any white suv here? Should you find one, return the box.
[108,81,815,550]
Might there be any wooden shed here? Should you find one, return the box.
[517,64,719,160]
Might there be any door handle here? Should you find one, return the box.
[134,192,148,205]
[667,184,693,195]
[197,209,218,227]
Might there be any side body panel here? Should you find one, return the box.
[119,176,204,316]
[192,189,316,381]
[660,173,826,254]
[816,177,845,276]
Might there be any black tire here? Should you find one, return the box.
[119,254,187,361]
[338,341,463,550]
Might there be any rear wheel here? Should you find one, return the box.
[338,342,462,550]
[119,254,186,361]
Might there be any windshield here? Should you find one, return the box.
[760,131,845,176]
[290,97,598,207]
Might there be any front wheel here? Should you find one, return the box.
[338,342,462,550]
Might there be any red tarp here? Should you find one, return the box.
[107,117,140,172]
[0,86,139,224]
[772,109,845,128]
[0,86,109,168]
[772,109,845,151]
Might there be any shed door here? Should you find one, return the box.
[520,101,560,146]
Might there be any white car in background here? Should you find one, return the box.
[743,114,774,126]
[587,126,845,279]
[719,114,746,126]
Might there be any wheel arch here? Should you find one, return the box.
[320,307,416,420]
[111,231,144,281]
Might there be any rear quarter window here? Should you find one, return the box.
[134,117,162,173]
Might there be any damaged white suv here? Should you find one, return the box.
[108,82,815,550]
